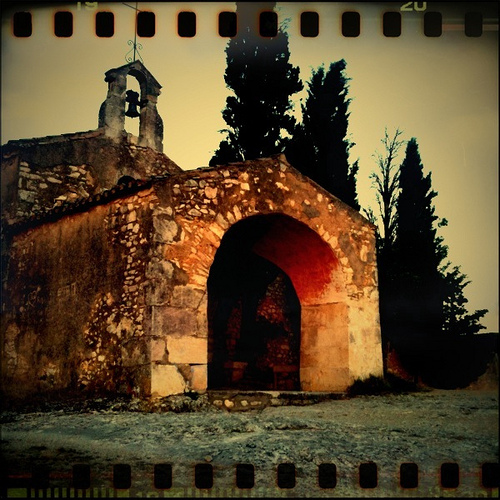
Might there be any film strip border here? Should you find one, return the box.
[4,461,500,496]
[8,5,498,39]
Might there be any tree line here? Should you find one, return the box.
[209,4,487,344]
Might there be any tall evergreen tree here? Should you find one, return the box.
[370,135,489,381]
[392,138,447,338]
[210,2,302,166]
[286,60,359,210]
[372,135,489,338]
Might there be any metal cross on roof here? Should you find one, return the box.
[123,2,144,64]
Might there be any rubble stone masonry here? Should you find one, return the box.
[2,151,383,400]
[1,130,181,225]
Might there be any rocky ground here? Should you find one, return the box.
[1,388,498,498]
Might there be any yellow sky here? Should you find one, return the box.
[1,1,498,331]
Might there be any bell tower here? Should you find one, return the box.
[98,60,163,152]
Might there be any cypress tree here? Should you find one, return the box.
[286,60,359,209]
[392,138,446,338]
[370,134,489,380]
[210,2,302,165]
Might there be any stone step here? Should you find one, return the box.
[207,390,346,411]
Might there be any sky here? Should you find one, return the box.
[1,1,498,332]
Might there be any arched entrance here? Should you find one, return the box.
[207,213,344,391]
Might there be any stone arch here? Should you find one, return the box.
[151,158,382,396]
[206,213,349,392]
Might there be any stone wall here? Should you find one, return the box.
[2,188,157,399]
[146,154,383,395]
[16,161,97,216]
[2,153,383,400]
[1,131,181,225]
[256,274,300,368]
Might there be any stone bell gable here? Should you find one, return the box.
[1,153,383,399]
[1,61,178,228]
[98,60,164,151]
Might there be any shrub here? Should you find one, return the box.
[347,374,421,396]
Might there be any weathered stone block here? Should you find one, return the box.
[151,338,166,362]
[190,364,207,391]
[209,223,225,239]
[146,280,171,306]
[153,217,178,243]
[233,205,242,220]
[348,303,384,381]
[3,323,20,371]
[152,306,197,337]
[215,213,229,229]
[170,285,204,309]
[166,335,207,364]
[151,364,186,396]
[204,186,217,199]
[196,310,208,338]
[146,260,174,280]
[18,190,36,203]
[192,274,208,287]
[300,367,350,392]
[302,202,320,219]
[121,339,148,367]
[300,304,349,391]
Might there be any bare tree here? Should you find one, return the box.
[362,206,378,226]
[369,127,404,253]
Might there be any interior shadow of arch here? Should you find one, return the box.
[207,213,340,391]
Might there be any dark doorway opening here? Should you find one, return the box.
[208,215,301,390]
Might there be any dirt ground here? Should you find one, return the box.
[1,388,498,498]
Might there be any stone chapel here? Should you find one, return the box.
[1,61,383,400]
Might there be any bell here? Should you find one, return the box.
[125,90,140,118]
